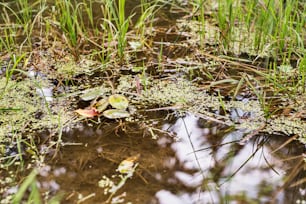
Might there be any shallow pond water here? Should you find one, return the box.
[38,113,305,204]
[1,1,305,204]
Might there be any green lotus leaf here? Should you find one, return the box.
[95,98,109,113]
[80,87,104,101]
[103,109,130,119]
[108,94,129,110]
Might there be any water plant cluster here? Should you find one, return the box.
[0,0,305,203]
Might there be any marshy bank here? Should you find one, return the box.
[0,0,305,203]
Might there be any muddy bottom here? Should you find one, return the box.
[39,113,305,204]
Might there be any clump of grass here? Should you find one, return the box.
[191,0,305,60]
[117,0,129,59]
[0,0,163,62]
[0,2,21,52]
[298,55,306,93]
[12,170,41,204]
[100,0,130,59]
[11,169,62,204]
[55,0,85,59]
[134,0,161,42]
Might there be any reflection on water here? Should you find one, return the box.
[158,114,305,203]
[28,69,54,102]
[39,113,305,203]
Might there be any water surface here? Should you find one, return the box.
[39,113,305,203]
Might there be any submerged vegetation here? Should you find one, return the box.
[0,0,305,203]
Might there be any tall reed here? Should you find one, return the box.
[56,0,79,48]
[199,0,306,61]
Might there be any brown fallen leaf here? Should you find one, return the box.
[75,108,99,118]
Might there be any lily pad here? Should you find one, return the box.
[95,98,109,113]
[103,109,130,119]
[108,94,129,110]
[80,87,104,101]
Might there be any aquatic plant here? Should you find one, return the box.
[76,92,130,119]
[98,155,139,203]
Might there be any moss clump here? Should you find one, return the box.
[0,76,74,153]
[140,78,201,105]
[117,75,306,145]
[266,116,306,141]
[55,58,99,79]
[225,100,266,131]
[0,78,44,141]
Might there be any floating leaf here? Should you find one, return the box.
[80,88,104,101]
[95,98,109,113]
[108,94,129,110]
[103,109,130,119]
[75,108,99,118]
[117,154,140,174]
